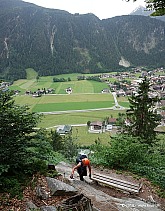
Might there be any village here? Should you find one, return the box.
[1,67,165,135]
[55,67,165,135]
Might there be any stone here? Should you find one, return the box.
[36,185,50,200]
[46,177,78,196]
[41,206,57,211]
[26,201,38,211]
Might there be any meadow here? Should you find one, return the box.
[10,69,128,145]
[11,71,112,94]
[38,109,121,128]
[14,93,115,112]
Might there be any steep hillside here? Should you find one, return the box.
[0,0,165,80]
[102,15,165,67]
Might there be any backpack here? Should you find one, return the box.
[76,154,87,164]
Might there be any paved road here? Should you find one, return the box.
[40,107,116,115]
[111,92,126,110]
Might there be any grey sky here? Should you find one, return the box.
[23,0,146,19]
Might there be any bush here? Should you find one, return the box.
[90,135,148,169]
[0,177,23,198]
[90,134,165,194]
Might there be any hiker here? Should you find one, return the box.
[70,155,91,181]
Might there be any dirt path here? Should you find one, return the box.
[56,162,164,211]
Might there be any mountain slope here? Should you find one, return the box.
[130,6,165,22]
[102,15,165,67]
[0,0,165,80]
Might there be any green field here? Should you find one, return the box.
[38,109,121,128]
[14,93,114,112]
[72,126,112,146]
[10,70,127,145]
[38,110,120,146]
[10,73,110,95]
[11,70,127,130]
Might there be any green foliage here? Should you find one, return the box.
[90,135,148,168]
[50,130,78,161]
[53,77,67,82]
[90,134,165,194]
[0,90,64,197]
[50,130,64,151]
[125,77,161,144]
[0,90,42,175]
[129,151,165,189]
[26,68,38,80]
[0,177,23,199]
[146,0,165,16]
[61,135,78,160]
[90,138,111,166]
[86,76,102,82]
[87,121,91,127]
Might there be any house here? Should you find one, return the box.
[116,90,125,97]
[154,126,165,134]
[160,100,165,107]
[88,121,104,133]
[125,90,133,96]
[56,125,72,135]
[106,124,113,131]
[101,88,110,93]
[66,87,72,94]
[107,118,117,125]
[105,118,117,131]
[160,111,165,125]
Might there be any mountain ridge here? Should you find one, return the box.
[0,0,165,80]
[130,5,165,22]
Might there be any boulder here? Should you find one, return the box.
[41,206,57,211]
[36,185,50,200]
[46,177,78,196]
[26,201,38,211]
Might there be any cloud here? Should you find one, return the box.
[23,0,146,19]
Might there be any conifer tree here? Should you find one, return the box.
[0,90,41,175]
[125,77,161,144]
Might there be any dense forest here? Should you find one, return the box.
[0,0,165,80]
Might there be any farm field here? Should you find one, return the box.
[72,126,112,146]
[10,70,128,145]
[11,70,127,136]
[38,110,120,146]
[38,109,121,128]
[13,93,115,112]
[117,96,129,108]
[37,108,122,145]
[11,70,118,112]
[10,72,110,94]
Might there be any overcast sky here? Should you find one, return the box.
[23,0,146,20]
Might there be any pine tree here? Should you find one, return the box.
[125,77,161,144]
[0,90,41,174]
